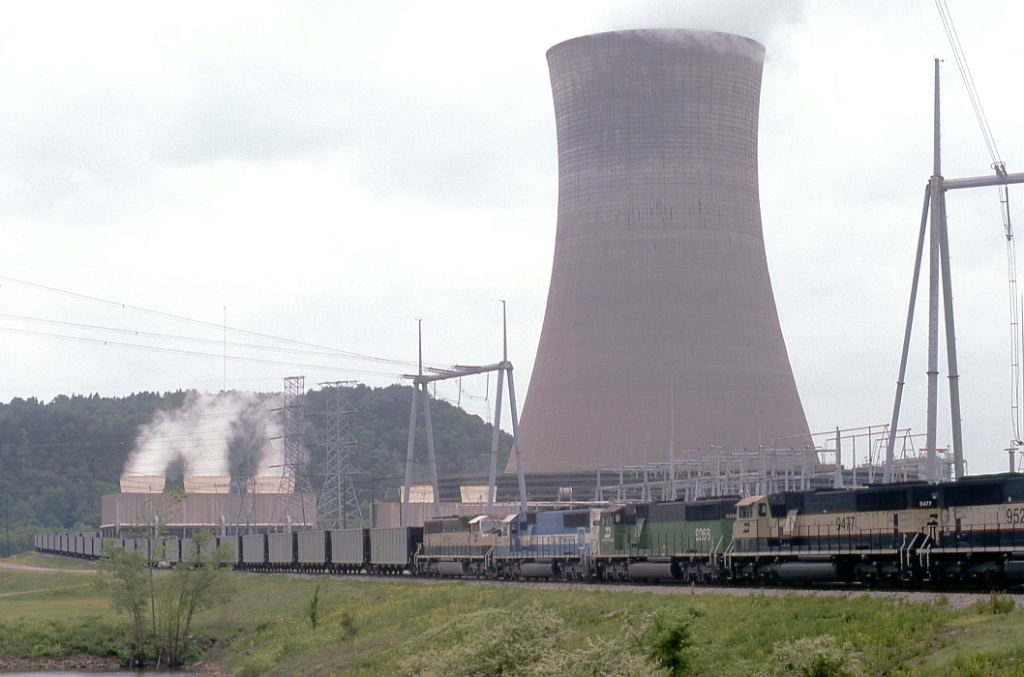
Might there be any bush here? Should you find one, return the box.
[399,603,673,677]
[971,591,1015,615]
[94,532,233,668]
[759,634,863,677]
[401,603,565,677]
[534,635,669,677]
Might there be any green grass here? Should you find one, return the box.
[5,550,98,570]
[4,561,1024,676]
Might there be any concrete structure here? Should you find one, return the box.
[513,30,810,473]
[119,475,166,493]
[100,492,317,537]
[183,476,231,494]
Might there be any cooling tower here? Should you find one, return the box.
[119,475,166,494]
[511,30,810,473]
[183,476,231,494]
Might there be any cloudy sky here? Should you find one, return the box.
[2,1,1022,475]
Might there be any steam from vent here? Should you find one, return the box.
[121,391,284,485]
[606,0,806,46]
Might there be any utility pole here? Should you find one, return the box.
[401,306,529,526]
[885,60,1024,482]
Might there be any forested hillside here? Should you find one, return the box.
[0,385,512,555]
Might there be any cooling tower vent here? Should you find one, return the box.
[120,475,166,494]
[251,476,288,494]
[183,476,231,494]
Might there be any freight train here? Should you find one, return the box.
[35,473,1024,588]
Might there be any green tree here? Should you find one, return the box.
[95,543,149,666]
[153,532,234,667]
[96,532,232,668]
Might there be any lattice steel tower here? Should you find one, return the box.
[317,382,363,529]
[272,375,315,529]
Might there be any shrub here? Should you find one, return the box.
[621,605,703,677]
[401,603,565,677]
[534,635,669,677]
[971,590,1015,615]
[759,634,863,677]
[399,603,672,677]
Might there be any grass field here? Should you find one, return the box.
[4,555,1024,676]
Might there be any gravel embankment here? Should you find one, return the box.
[281,570,1021,610]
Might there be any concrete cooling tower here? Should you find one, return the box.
[510,29,810,474]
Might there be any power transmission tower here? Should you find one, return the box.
[271,376,315,530]
[231,455,258,535]
[317,382,363,530]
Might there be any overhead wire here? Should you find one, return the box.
[934,0,999,163]
[0,312,389,359]
[0,325,406,379]
[934,0,1022,443]
[0,274,421,368]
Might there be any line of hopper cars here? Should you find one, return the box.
[35,473,1024,588]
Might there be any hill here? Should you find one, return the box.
[0,384,512,555]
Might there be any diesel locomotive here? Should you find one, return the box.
[35,473,1024,588]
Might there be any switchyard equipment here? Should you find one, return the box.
[886,3,1024,483]
[402,306,528,525]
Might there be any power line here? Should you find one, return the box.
[0,325,407,378]
[0,312,390,358]
[0,275,419,368]
[934,0,1000,164]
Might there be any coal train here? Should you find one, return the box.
[35,473,1024,588]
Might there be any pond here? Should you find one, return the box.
[1,672,202,676]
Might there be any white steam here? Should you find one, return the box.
[605,0,807,48]
[121,391,284,481]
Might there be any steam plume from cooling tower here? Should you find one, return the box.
[120,391,284,487]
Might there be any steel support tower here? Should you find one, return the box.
[317,382,363,530]
[271,375,315,530]
[884,60,1024,483]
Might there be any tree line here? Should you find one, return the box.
[0,384,512,555]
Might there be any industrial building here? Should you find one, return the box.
[101,476,316,537]
[103,30,822,536]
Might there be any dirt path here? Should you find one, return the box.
[0,561,95,574]
[0,583,91,598]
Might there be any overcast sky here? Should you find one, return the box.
[2,1,1023,475]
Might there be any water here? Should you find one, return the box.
[1,672,201,676]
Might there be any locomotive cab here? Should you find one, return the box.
[733,495,775,551]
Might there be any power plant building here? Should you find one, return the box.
[513,30,810,473]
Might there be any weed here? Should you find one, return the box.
[307,584,320,629]
[971,591,1015,615]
